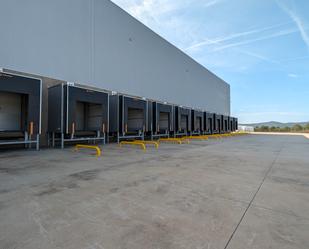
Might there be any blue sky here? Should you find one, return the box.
[112,0,309,124]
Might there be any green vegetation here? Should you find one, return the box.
[244,121,309,129]
[255,124,309,133]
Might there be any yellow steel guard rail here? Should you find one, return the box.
[221,134,232,137]
[120,141,146,151]
[231,132,248,136]
[75,144,101,157]
[158,138,183,144]
[208,134,222,139]
[179,137,190,144]
[184,135,209,140]
[134,140,159,149]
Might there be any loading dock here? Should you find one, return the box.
[204,112,214,134]
[148,101,174,139]
[109,94,148,143]
[174,106,191,137]
[228,116,234,133]
[0,72,42,150]
[231,117,238,131]
[228,116,232,132]
[48,83,109,148]
[222,115,229,133]
[213,114,222,134]
[191,109,204,135]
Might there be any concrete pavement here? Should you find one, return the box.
[0,134,309,249]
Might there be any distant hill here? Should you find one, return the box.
[240,121,309,128]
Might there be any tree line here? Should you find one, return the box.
[254,124,309,132]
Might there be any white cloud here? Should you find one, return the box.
[212,28,297,52]
[236,50,277,64]
[185,22,292,52]
[276,0,309,51]
[111,0,176,28]
[112,0,225,26]
[112,0,308,75]
[128,0,177,21]
[111,0,198,43]
[278,55,309,62]
[203,0,224,8]
[288,73,298,78]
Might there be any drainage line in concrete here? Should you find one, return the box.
[223,145,284,249]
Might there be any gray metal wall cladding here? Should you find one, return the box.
[0,0,230,115]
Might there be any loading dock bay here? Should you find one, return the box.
[148,101,174,139]
[109,94,148,143]
[0,72,42,150]
[47,83,109,148]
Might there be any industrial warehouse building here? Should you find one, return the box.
[0,0,237,149]
[2,3,309,249]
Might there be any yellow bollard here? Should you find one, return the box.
[120,141,146,151]
[208,134,221,139]
[134,140,159,149]
[75,144,101,157]
[184,135,209,140]
[158,138,183,144]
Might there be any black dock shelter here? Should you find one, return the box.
[48,83,109,148]
[0,71,42,150]
[222,115,229,133]
[109,94,148,143]
[227,116,232,132]
[213,114,222,134]
[174,106,191,137]
[231,117,238,131]
[191,109,204,135]
[229,116,233,132]
[148,100,174,140]
[204,112,214,134]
